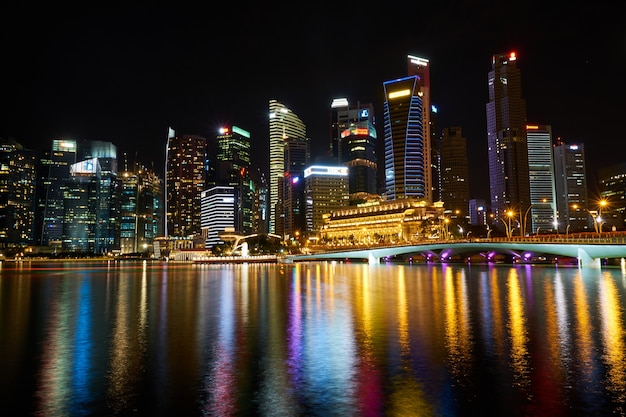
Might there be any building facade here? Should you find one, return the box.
[439,127,470,218]
[268,100,307,234]
[200,185,235,248]
[553,140,590,232]
[0,137,36,250]
[165,129,206,238]
[304,165,349,235]
[330,98,378,202]
[486,52,530,223]
[382,76,426,201]
[526,124,557,234]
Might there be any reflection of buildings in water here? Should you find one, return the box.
[320,199,445,245]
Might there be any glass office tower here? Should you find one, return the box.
[268,100,307,234]
[383,76,425,201]
[486,52,530,223]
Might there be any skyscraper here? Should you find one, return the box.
[553,140,590,232]
[383,76,425,201]
[38,139,77,247]
[165,129,206,238]
[486,51,530,223]
[212,126,254,235]
[526,124,557,234]
[268,100,307,234]
[407,55,433,203]
[0,137,36,248]
[330,98,378,203]
[439,127,470,217]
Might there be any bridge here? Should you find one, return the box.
[285,236,626,268]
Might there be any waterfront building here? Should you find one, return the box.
[165,129,206,238]
[439,127,470,218]
[0,137,37,249]
[37,139,77,247]
[212,125,254,235]
[330,98,378,202]
[598,162,626,230]
[553,140,590,232]
[486,52,530,223]
[382,75,426,201]
[268,100,307,234]
[78,140,119,253]
[526,124,557,234]
[119,163,163,254]
[304,165,349,235]
[200,185,236,248]
[280,137,309,240]
[320,198,445,246]
[407,55,433,203]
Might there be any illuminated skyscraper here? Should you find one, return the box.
[526,124,557,233]
[165,130,206,237]
[0,137,36,248]
[268,100,307,233]
[486,51,530,222]
[37,139,77,247]
[553,140,590,232]
[407,55,433,203]
[439,127,470,217]
[330,98,378,203]
[304,165,349,233]
[383,76,425,201]
[212,125,253,235]
[119,163,163,254]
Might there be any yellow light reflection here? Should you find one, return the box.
[507,269,530,388]
[598,272,626,404]
[572,272,594,382]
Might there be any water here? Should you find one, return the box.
[1,260,626,416]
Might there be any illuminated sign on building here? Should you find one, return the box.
[331,98,349,108]
[408,55,429,66]
[389,89,411,99]
[304,165,349,178]
[233,126,250,138]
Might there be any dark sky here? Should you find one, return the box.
[2,2,625,200]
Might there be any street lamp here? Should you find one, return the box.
[572,199,608,237]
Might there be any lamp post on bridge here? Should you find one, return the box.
[573,199,608,237]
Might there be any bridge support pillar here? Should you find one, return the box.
[368,252,379,265]
[577,248,601,268]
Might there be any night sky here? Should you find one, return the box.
[2,2,624,201]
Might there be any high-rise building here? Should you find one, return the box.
[439,127,470,217]
[382,75,425,201]
[212,126,254,235]
[486,51,530,223]
[119,163,163,254]
[165,129,206,238]
[200,185,235,248]
[281,138,308,239]
[407,55,433,203]
[304,165,349,234]
[598,162,626,230]
[78,140,120,253]
[553,140,590,232]
[268,100,307,234]
[330,98,378,203]
[37,139,77,247]
[0,137,36,249]
[526,124,557,234]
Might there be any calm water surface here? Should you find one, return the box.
[1,260,626,416]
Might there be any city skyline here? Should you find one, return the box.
[2,3,624,201]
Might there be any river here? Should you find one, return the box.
[1,260,625,416]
